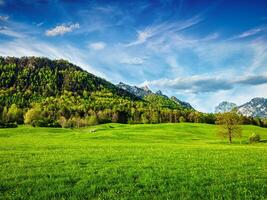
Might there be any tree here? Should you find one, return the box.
[215,112,242,143]
[151,110,159,124]
[58,116,68,128]
[179,116,186,123]
[87,115,98,126]
[7,104,23,124]
[2,107,8,123]
[112,112,119,123]
[141,113,150,124]
[24,104,42,125]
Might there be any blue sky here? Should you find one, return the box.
[0,0,267,112]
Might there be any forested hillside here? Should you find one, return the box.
[0,57,266,128]
[0,57,191,127]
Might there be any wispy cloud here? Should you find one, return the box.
[89,42,106,50]
[125,29,153,47]
[45,23,80,36]
[228,26,266,41]
[141,74,267,93]
[0,27,25,38]
[239,28,264,38]
[125,15,203,47]
[120,57,146,65]
[0,15,8,21]
[36,22,44,27]
[0,38,106,78]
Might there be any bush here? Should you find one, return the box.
[7,104,24,124]
[141,114,150,124]
[24,105,42,125]
[179,116,186,123]
[87,115,98,126]
[0,122,18,128]
[32,119,60,127]
[249,133,261,143]
[58,116,68,128]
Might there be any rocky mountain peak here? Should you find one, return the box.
[215,98,267,118]
[141,85,150,92]
[238,97,267,118]
[215,101,237,113]
[117,82,194,110]
[117,82,152,98]
[171,96,194,110]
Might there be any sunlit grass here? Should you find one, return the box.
[0,123,266,199]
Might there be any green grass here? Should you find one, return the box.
[0,123,267,200]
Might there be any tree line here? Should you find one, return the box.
[0,56,266,128]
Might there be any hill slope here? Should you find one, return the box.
[0,57,199,127]
[0,56,139,107]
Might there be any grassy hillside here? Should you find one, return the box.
[0,123,266,199]
[0,57,202,128]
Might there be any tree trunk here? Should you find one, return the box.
[229,135,232,144]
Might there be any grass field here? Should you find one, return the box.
[0,123,267,199]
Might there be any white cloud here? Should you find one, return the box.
[0,0,4,5]
[0,27,26,38]
[246,39,267,74]
[125,29,154,47]
[140,73,267,94]
[0,38,106,79]
[120,57,145,65]
[238,27,265,38]
[228,26,266,41]
[192,84,267,113]
[0,15,8,21]
[89,42,106,50]
[125,15,202,47]
[45,23,80,36]
[36,22,44,27]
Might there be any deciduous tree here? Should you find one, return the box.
[216,112,242,143]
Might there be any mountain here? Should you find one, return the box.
[215,101,237,113]
[215,98,267,118]
[117,82,194,110]
[117,82,152,98]
[170,96,194,110]
[0,56,139,107]
[238,98,267,118]
[155,90,169,98]
[0,56,198,127]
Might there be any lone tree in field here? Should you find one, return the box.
[215,111,242,143]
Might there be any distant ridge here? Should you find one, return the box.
[215,98,267,118]
[215,101,237,113]
[238,98,267,118]
[117,82,194,110]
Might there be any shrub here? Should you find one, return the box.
[7,104,24,124]
[179,116,186,123]
[0,122,18,128]
[58,116,68,128]
[24,105,42,125]
[32,119,60,127]
[141,113,150,124]
[249,133,261,143]
[87,115,98,126]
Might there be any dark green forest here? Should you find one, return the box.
[0,57,266,128]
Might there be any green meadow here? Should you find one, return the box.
[0,123,267,199]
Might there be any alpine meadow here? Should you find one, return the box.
[0,0,267,199]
